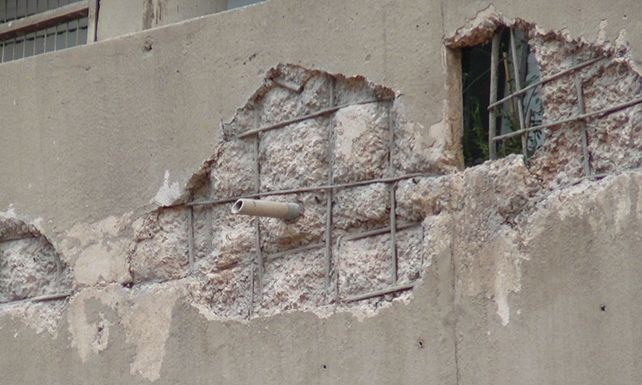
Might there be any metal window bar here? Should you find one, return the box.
[509,29,529,160]
[488,31,501,160]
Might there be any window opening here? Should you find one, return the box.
[0,0,97,64]
[227,0,268,10]
[461,27,543,167]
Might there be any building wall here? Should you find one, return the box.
[1,0,641,384]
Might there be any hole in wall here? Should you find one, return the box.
[460,26,544,167]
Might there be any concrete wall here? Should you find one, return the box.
[1,0,642,384]
[97,0,228,41]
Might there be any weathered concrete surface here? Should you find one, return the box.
[0,0,448,236]
[0,258,456,385]
[97,0,227,41]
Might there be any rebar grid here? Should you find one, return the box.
[182,86,426,310]
[486,27,642,173]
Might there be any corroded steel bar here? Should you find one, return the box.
[343,283,415,303]
[488,56,604,110]
[493,96,642,142]
[187,172,432,207]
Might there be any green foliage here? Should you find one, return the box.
[462,96,488,166]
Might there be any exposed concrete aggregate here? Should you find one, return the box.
[258,249,329,316]
[0,219,71,303]
[130,208,189,283]
[209,139,256,199]
[207,205,256,271]
[338,234,393,297]
[333,183,390,232]
[333,103,389,183]
[259,118,329,191]
[0,237,61,302]
[259,193,327,254]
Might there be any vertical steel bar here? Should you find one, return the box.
[324,76,335,290]
[387,100,397,285]
[573,55,591,176]
[253,107,263,310]
[187,206,194,272]
[488,31,501,160]
[509,29,528,161]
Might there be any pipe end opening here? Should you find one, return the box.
[231,199,244,214]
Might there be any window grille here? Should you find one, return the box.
[0,0,98,63]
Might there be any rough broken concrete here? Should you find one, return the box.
[0,218,71,303]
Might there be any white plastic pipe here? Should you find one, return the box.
[231,199,303,221]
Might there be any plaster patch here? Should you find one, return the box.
[58,213,133,286]
[154,170,182,207]
[68,283,182,382]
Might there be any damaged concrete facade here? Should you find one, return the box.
[1,0,642,384]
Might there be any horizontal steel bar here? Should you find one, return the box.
[187,172,433,207]
[343,283,415,303]
[488,56,605,110]
[271,78,303,93]
[0,1,89,41]
[342,222,421,242]
[0,233,37,243]
[1,292,73,305]
[264,242,325,261]
[493,95,642,142]
[235,96,394,139]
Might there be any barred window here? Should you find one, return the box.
[0,0,98,63]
